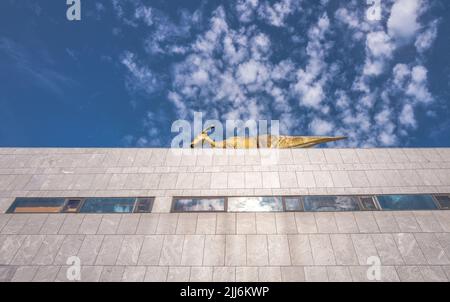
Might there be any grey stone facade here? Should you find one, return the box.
[1,148,450,282]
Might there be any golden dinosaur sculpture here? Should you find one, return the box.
[190,126,346,148]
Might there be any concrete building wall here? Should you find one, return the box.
[1,148,450,282]
[1,148,450,212]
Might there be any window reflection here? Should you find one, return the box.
[376,195,437,210]
[134,198,154,213]
[359,196,378,210]
[7,198,66,213]
[173,198,225,212]
[62,199,82,213]
[303,196,360,212]
[79,198,136,213]
[435,195,450,209]
[284,197,303,211]
[227,196,283,212]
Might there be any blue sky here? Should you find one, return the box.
[0,0,449,148]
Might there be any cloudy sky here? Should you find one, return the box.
[0,0,449,147]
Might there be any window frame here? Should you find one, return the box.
[171,196,227,213]
[431,194,450,210]
[374,194,440,211]
[133,198,156,213]
[282,196,304,212]
[357,196,381,211]
[8,194,450,214]
[301,195,363,212]
[7,197,154,214]
[171,195,379,213]
[62,198,85,213]
[6,197,67,214]
[79,197,138,214]
[226,196,284,213]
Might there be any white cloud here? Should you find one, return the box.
[257,0,298,27]
[236,0,259,23]
[134,6,203,55]
[334,5,372,42]
[415,20,438,53]
[250,33,271,59]
[378,130,397,145]
[406,65,433,103]
[168,91,188,118]
[134,6,153,26]
[169,6,295,128]
[352,0,430,102]
[387,0,421,41]
[114,1,439,148]
[292,14,330,109]
[193,8,227,54]
[392,64,433,104]
[190,69,210,86]
[335,7,360,29]
[310,118,333,135]
[338,0,436,147]
[295,80,325,108]
[375,108,391,125]
[270,85,290,112]
[399,104,417,128]
[366,31,394,58]
[335,90,350,109]
[411,65,427,83]
[271,60,295,81]
[363,31,394,76]
[237,60,268,84]
[121,51,159,94]
[112,0,124,19]
[215,71,246,103]
[123,111,165,147]
[363,59,384,76]
[393,63,410,86]
[223,34,248,66]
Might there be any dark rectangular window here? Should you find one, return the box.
[303,196,360,212]
[172,197,225,212]
[7,198,66,213]
[376,195,438,210]
[434,195,450,210]
[79,198,137,213]
[359,196,378,210]
[7,197,155,214]
[9,194,450,214]
[62,199,83,213]
[227,196,283,212]
[134,198,154,213]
